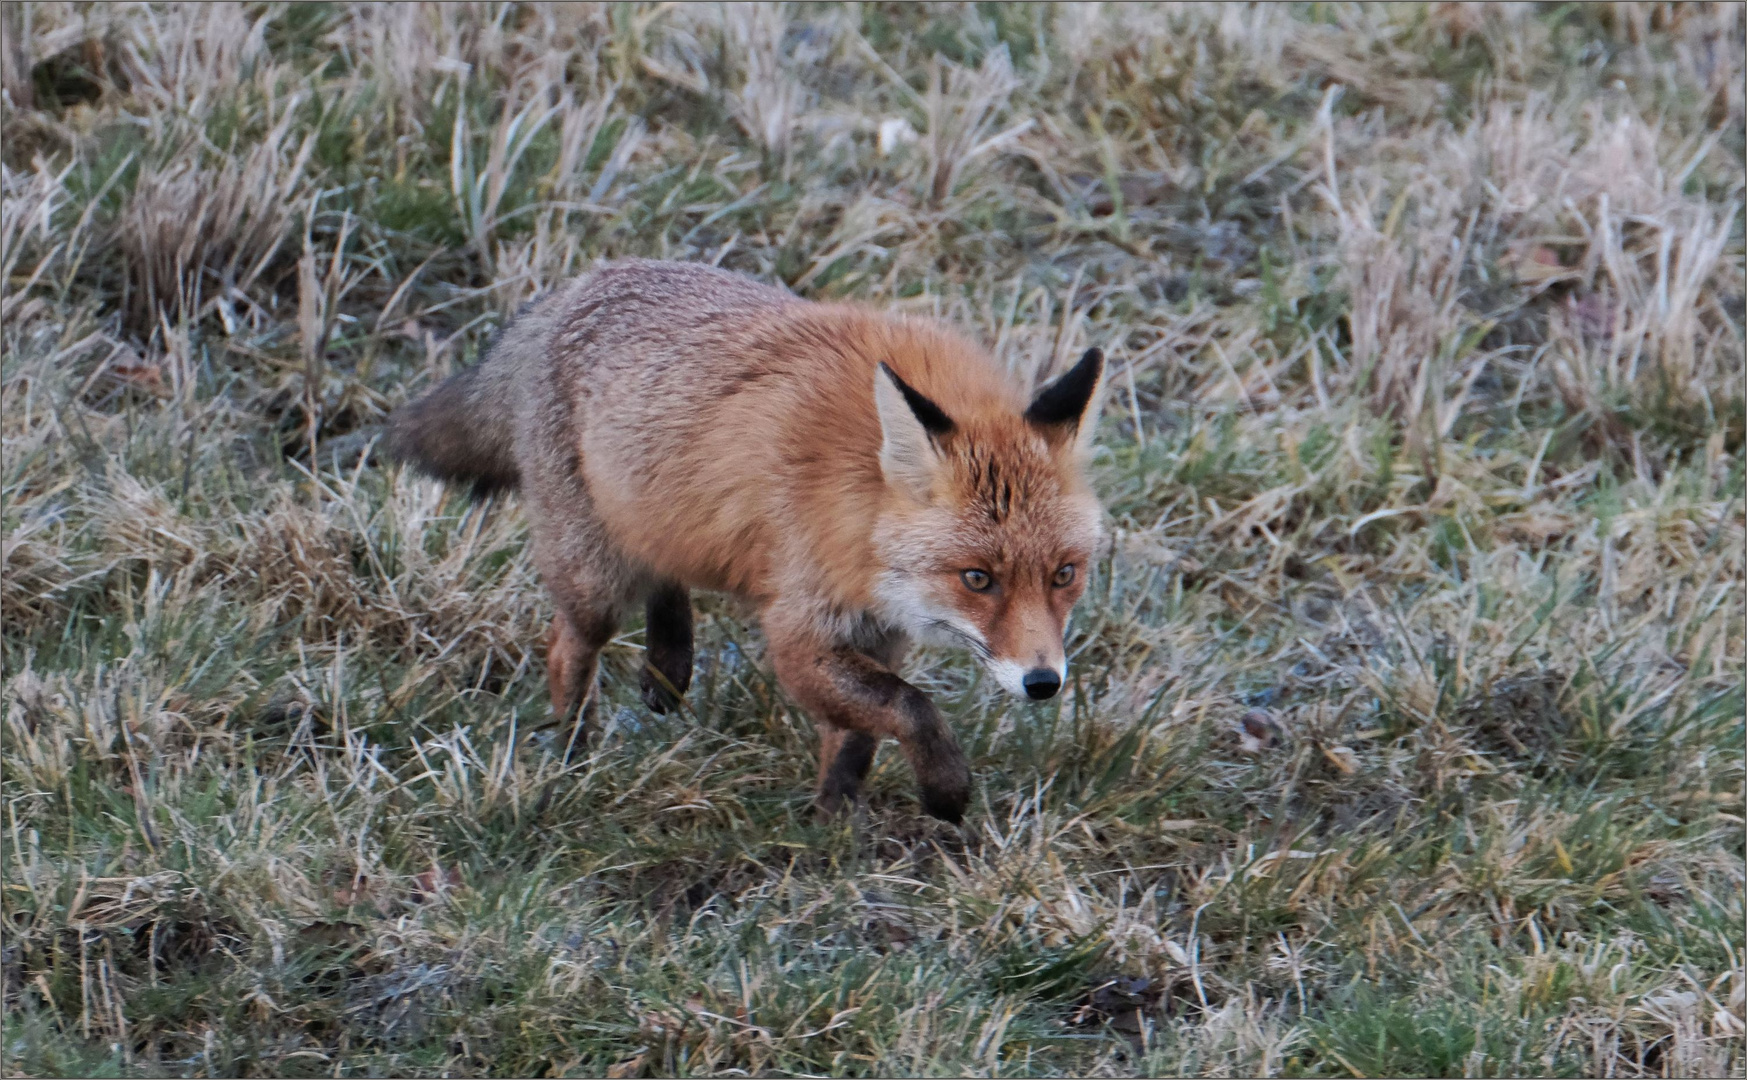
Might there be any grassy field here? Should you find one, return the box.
[2,3,1744,1076]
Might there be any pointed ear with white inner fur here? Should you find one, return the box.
[874,363,954,502]
[1025,347,1106,457]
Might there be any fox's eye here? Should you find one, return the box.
[1052,564,1076,588]
[960,569,993,592]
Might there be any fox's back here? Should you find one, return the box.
[520,261,1022,602]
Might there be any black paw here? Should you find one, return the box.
[919,780,970,824]
[909,728,971,824]
[813,790,854,818]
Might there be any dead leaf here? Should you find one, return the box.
[409,865,462,903]
[1322,745,1359,775]
[296,921,364,949]
[1238,709,1284,752]
[1497,503,1580,545]
[1501,244,1577,287]
[105,348,167,396]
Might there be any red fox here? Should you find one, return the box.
[386,260,1105,822]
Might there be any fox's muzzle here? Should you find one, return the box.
[987,655,1066,699]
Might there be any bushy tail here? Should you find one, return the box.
[386,292,569,497]
[384,361,520,498]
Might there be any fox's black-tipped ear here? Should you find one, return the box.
[1025,347,1105,449]
[875,364,953,502]
[878,363,954,438]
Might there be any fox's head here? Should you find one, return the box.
[871,348,1106,700]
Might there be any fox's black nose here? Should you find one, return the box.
[1022,669,1062,700]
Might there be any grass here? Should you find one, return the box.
[2,2,1743,1076]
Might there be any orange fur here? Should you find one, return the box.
[387,260,1107,821]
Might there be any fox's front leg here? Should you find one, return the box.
[768,627,971,823]
[814,724,880,815]
[812,632,910,813]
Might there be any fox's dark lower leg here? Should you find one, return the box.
[815,725,879,813]
[547,607,616,761]
[640,581,693,714]
[812,634,907,812]
[769,630,971,823]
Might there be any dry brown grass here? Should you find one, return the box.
[2,3,1743,1077]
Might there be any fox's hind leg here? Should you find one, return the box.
[546,600,619,761]
[639,581,693,714]
[522,441,636,760]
